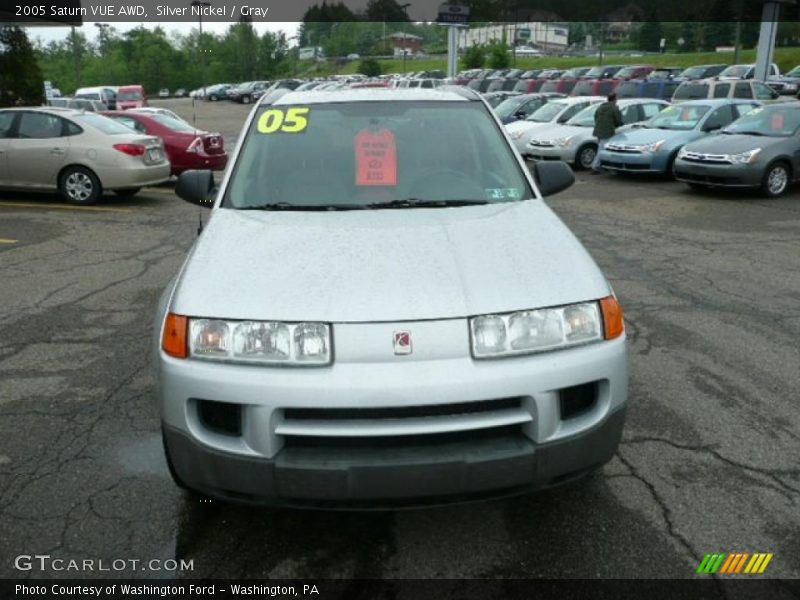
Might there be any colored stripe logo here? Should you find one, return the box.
[697,553,773,575]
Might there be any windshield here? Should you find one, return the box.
[76,113,138,135]
[152,114,197,132]
[787,67,800,77]
[119,91,143,101]
[566,103,600,127]
[673,83,709,100]
[647,104,710,130]
[723,106,800,137]
[527,102,566,122]
[720,65,750,78]
[679,66,706,79]
[562,68,588,78]
[76,93,100,100]
[494,95,529,118]
[539,81,559,93]
[616,82,640,98]
[225,101,533,209]
[616,67,642,78]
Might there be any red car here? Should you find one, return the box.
[102,111,227,175]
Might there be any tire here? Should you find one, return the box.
[114,187,141,197]
[58,166,102,205]
[241,94,251,104]
[761,161,791,198]
[209,95,218,102]
[574,144,598,170]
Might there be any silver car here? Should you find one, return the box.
[0,107,170,203]
[155,88,629,507]
[505,96,605,154]
[526,99,670,169]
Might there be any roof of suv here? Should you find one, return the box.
[268,88,474,106]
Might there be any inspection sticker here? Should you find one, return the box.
[355,128,398,186]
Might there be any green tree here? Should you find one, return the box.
[0,26,44,107]
[461,44,485,69]
[358,56,382,76]
[365,0,410,22]
[486,41,510,69]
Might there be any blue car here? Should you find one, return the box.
[597,99,761,176]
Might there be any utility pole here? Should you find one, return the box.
[400,3,411,74]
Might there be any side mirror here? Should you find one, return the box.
[529,160,575,197]
[703,123,721,133]
[175,169,215,208]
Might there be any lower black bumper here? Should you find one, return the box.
[163,406,626,508]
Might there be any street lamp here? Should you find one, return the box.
[400,3,411,74]
[191,1,211,99]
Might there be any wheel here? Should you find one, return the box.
[241,94,251,104]
[574,144,598,171]
[761,162,790,198]
[209,94,218,102]
[58,166,101,204]
[114,187,141,197]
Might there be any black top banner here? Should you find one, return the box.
[3,0,800,25]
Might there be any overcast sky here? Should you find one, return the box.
[27,22,301,45]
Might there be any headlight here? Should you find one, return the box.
[728,148,761,164]
[677,146,689,159]
[635,140,665,153]
[470,301,606,359]
[189,318,331,366]
[555,136,575,147]
[509,130,525,140]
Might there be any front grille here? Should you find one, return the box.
[676,171,742,185]
[278,396,532,443]
[601,160,650,171]
[605,144,642,154]
[284,397,522,421]
[680,151,731,164]
[283,424,524,450]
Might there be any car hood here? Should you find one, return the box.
[683,133,787,154]
[170,202,611,323]
[607,127,699,147]
[506,119,556,134]
[530,124,591,142]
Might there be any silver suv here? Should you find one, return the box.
[155,88,629,507]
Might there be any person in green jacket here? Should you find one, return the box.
[592,93,624,174]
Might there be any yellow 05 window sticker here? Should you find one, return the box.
[256,107,310,134]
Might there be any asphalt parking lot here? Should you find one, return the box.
[1,98,799,582]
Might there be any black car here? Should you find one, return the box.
[674,64,727,82]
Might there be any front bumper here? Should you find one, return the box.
[674,159,762,188]
[163,405,626,507]
[157,322,628,506]
[597,151,668,174]
[525,144,577,163]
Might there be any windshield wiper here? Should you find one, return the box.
[366,198,490,209]
[238,202,366,211]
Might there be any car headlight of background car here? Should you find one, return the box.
[469,297,624,359]
[162,315,331,365]
[728,148,761,164]
[633,140,665,153]
[554,136,575,147]
[508,129,527,140]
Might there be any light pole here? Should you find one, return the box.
[70,25,81,87]
[400,3,411,73]
[191,1,211,99]
[94,23,110,82]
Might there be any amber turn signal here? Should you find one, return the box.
[162,313,188,358]
[600,296,624,340]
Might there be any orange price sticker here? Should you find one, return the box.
[354,128,398,186]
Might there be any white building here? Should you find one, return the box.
[460,22,569,52]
